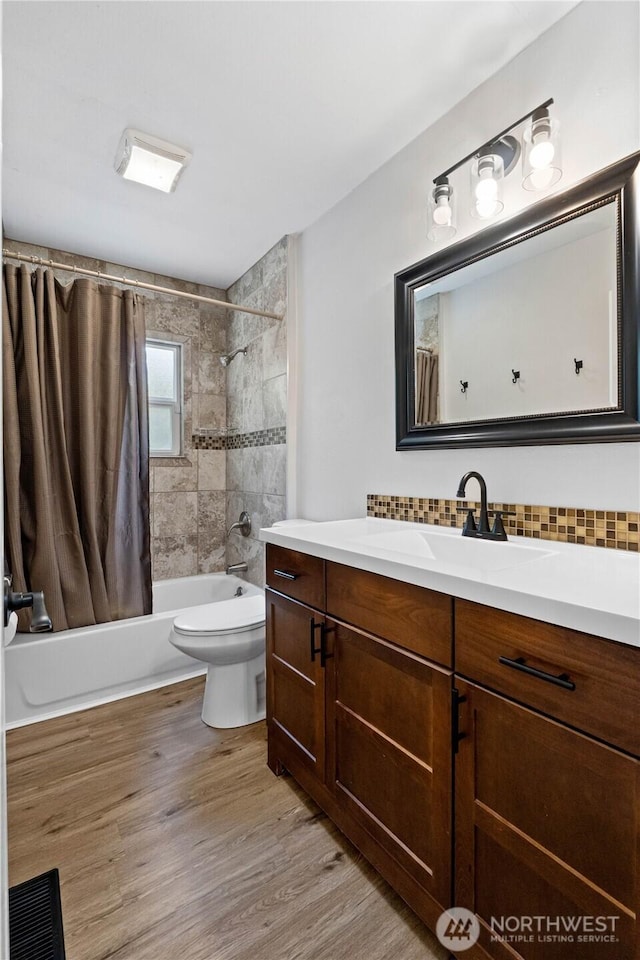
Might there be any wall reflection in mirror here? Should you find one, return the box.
[413,201,618,426]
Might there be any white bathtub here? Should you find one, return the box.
[4,574,260,728]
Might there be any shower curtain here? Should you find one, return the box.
[3,264,152,631]
[416,349,439,424]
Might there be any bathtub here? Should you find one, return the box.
[4,574,260,728]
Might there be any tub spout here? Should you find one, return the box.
[226,562,248,575]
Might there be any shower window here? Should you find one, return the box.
[146,339,183,456]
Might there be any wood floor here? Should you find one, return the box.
[7,677,448,960]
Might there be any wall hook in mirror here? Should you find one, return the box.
[460,380,468,394]
[512,369,521,384]
[574,358,583,375]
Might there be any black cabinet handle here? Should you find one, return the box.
[310,618,323,662]
[452,688,467,754]
[273,569,298,581]
[320,625,333,668]
[498,656,576,691]
[309,618,333,667]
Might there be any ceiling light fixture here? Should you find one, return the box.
[427,99,562,241]
[115,129,192,193]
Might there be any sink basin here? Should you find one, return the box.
[350,528,555,574]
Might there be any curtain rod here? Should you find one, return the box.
[2,249,284,321]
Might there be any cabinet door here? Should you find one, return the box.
[325,619,452,907]
[266,588,326,787]
[455,679,640,960]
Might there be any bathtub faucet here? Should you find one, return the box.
[226,562,248,575]
[4,575,53,632]
[227,511,251,538]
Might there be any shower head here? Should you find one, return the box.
[220,347,247,367]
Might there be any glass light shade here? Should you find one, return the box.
[427,180,456,242]
[115,129,191,193]
[470,152,504,220]
[522,113,562,191]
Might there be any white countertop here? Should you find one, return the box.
[260,518,640,649]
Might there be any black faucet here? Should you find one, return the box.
[3,575,53,632]
[456,471,510,542]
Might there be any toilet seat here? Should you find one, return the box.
[173,596,265,638]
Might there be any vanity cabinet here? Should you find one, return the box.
[455,599,640,960]
[266,545,455,929]
[265,544,640,958]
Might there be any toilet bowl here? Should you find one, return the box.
[169,592,266,728]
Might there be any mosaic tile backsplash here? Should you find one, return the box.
[367,495,639,552]
[193,426,286,451]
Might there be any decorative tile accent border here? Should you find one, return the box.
[226,426,286,449]
[192,426,286,451]
[367,495,639,552]
[192,434,225,450]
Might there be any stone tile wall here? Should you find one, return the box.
[145,284,227,579]
[225,238,288,585]
[4,240,228,579]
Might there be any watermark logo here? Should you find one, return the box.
[490,914,620,946]
[436,908,480,952]
[436,911,621,952]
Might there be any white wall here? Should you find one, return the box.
[295,1,640,517]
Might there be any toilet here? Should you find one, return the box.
[169,592,266,729]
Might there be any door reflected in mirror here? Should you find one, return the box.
[413,201,618,426]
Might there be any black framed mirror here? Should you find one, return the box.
[395,151,640,449]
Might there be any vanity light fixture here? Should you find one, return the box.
[428,100,562,240]
[427,176,457,241]
[522,106,562,191]
[470,148,505,220]
[115,129,192,193]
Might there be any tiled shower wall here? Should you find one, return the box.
[146,286,227,579]
[225,238,288,585]
[4,239,229,579]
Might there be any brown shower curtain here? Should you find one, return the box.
[416,349,439,424]
[3,264,152,631]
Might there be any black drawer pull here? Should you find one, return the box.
[498,656,576,691]
[273,569,298,581]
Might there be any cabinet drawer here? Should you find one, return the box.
[266,544,325,609]
[326,562,452,667]
[456,599,640,756]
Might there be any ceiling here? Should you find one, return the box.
[2,1,578,289]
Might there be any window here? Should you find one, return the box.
[146,339,183,457]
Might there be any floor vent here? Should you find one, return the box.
[9,868,66,960]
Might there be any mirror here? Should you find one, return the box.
[395,152,640,449]
[413,203,618,425]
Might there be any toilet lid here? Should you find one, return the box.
[173,595,265,636]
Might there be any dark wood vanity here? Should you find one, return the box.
[265,543,640,960]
